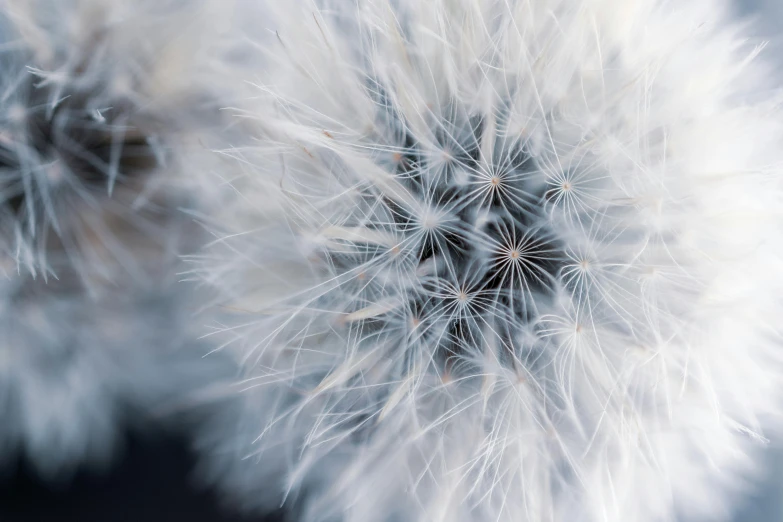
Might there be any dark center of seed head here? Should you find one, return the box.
[322,89,573,375]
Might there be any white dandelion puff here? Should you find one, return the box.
[192,0,783,521]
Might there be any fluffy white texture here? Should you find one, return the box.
[0,0,246,282]
[193,0,783,521]
[0,276,216,478]
[0,0,249,476]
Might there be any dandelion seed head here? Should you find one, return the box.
[196,1,783,521]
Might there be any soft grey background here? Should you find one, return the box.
[734,443,783,522]
[732,1,783,521]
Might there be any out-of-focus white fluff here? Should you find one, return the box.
[193,0,783,521]
[0,0,248,477]
[0,0,243,282]
[0,277,208,477]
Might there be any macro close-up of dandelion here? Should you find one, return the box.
[3,0,783,521]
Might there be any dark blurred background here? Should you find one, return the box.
[0,429,282,522]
